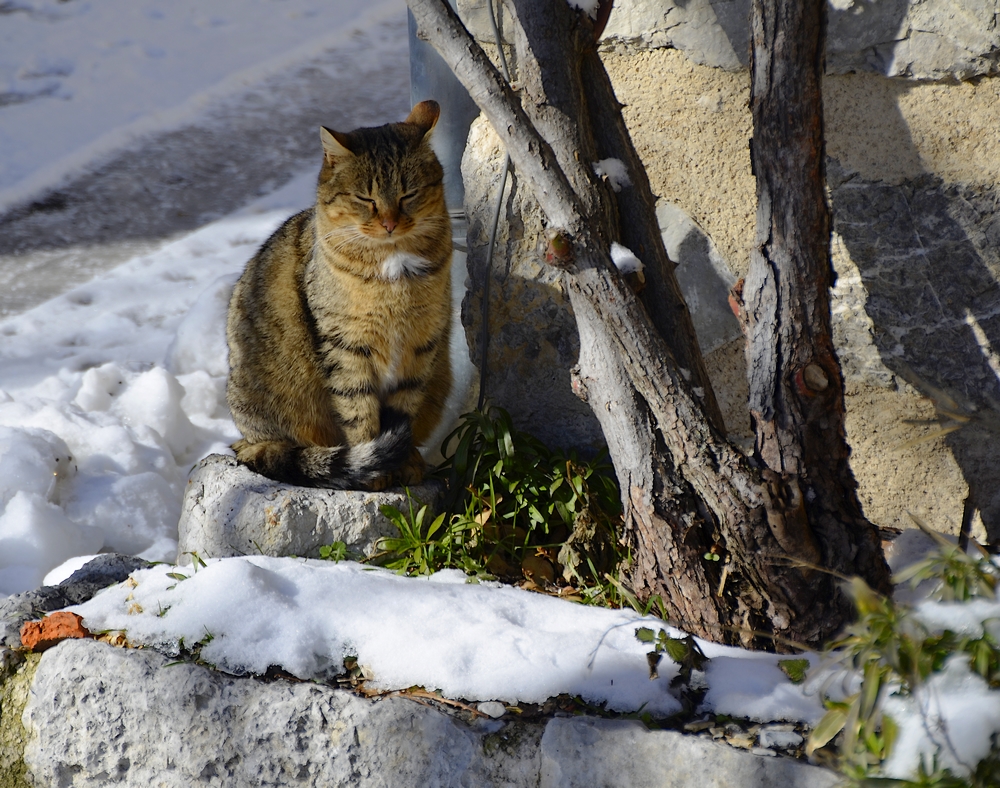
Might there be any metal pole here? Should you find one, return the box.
[408,4,480,212]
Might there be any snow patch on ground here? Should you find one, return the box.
[0,181,315,593]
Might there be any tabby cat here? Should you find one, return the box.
[226,100,452,489]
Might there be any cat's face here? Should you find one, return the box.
[317,102,446,251]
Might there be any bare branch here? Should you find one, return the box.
[406,0,585,233]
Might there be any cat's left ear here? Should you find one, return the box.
[405,100,440,139]
[321,127,354,166]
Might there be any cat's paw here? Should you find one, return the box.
[368,474,392,492]
[398,448,426,486]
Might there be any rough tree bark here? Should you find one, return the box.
[742,0,889,595]
[407,0,890,649]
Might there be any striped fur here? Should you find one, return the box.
[226,101,452,489]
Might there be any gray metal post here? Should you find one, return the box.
[408,5,480,212]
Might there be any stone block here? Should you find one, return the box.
[16,638,841,787]
[539,716,839,788]
[461,116,606,450]
[176,454,445,565]
[0,554,149,652]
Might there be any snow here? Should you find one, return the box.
[565,0,601,20]
[882,656,1000,779]
[610,242,644,275]
[1,0,999,780]
[70,557,690,716]
[0,190,303,592]
[593,157,631,192]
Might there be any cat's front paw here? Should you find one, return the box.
[398,448,426,486]
[368,474,392,492]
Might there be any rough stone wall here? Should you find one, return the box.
[462,118,608,450]
[460,0,1000,542]
[601,0,1000,80]
[6,637,838,788]
[602,40,1000,541]
[0,655,37,788]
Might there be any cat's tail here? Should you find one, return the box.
[234,407,412,489]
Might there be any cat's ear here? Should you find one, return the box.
[404,100,440,138]
[320,127,354,166]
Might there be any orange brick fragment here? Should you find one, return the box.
[20,611,91,652]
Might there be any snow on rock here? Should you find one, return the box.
[700,650,826,725]
[70,556,687,716]
[882,655,1000,780]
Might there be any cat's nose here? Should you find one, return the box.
[381,216,398,234]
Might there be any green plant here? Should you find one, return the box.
[805,535,1000,787]
[892,515,998,602]
[635,626,708,684]
[318,541,349,562]
[376,495,479,576]
[374,405,626,600]
[779,658,811,684]
[851,749,1000,788]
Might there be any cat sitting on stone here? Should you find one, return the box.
[226,101,452,490]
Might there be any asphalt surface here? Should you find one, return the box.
[0,16,410,317]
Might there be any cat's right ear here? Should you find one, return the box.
[404,100,441,138]
[321,127,354,166]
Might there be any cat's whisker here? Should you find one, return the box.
[322,226,361,243]
[322,226,368,254]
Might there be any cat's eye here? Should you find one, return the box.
[353,194,376,209]
[400,191,418,204]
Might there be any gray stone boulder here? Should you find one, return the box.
[8,636,842,787]
[176,454,445,566]
[0,554,150,653]
[0,558,842,787]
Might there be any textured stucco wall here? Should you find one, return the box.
[460,0,1000,543]
[601,18,1000,542]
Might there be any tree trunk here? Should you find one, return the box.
[743,0,890,597]
[407,0,890,649]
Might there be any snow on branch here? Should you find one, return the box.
[610,243,643,275]
[593,158,632,193]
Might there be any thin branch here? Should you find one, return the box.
[406,0,586,234]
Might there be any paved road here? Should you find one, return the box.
[0,15,410,317]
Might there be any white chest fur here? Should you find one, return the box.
[380,252,434,281]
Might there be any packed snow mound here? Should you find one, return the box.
[70,555,816,719]
[0,201,293,594]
